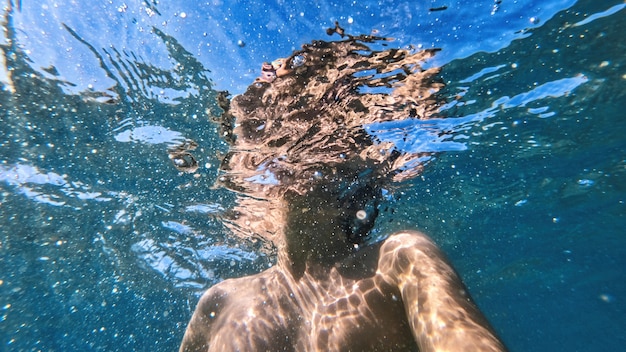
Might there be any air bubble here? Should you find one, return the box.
[291,55,305,68]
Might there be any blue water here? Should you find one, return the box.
[1,0,624,351]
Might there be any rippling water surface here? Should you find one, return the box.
[1,0,624,351]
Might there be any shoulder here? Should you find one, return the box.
[192,280,233,318]
[378,230,441,261]
[179,280,234,352]
[380,230,438,250]
[180,269,281,352]
[376,230,448,285]
[195,267,281,313]
[380,230,445,259]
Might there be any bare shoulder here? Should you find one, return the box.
[380,230,439,251]
[179,278,240,352]
[180,271,278,352]
[192,277,239,319]
[376,230,446,283]
[180,268,289,352]
[375,231,507,352]
[193,267,282,310]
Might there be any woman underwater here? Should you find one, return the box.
[179,30,507,352]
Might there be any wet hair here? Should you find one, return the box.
[215,34,444,245]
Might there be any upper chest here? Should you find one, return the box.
[213,269,416,351]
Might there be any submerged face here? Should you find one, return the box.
[216,33,445,246]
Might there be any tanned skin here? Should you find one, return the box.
[180,33,507,352]
[180,194,506,352]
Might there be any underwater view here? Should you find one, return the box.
[1,0,625,351]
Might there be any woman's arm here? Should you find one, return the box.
[377,231,507,352]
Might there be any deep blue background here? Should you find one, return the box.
[1,0,624,351]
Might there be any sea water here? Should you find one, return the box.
[1,0,624,351]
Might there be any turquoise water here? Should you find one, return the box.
[1,0,624,350]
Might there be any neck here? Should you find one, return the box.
[277,190,356,279]
[225,183,380,280]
